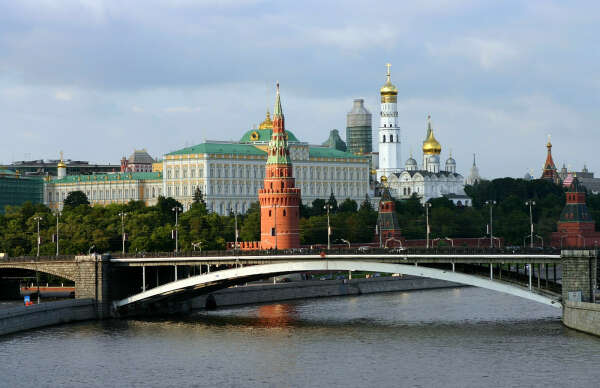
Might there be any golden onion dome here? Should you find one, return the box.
[57,151,67,168]
[422,115,441,155]
[380,175,387,182]
[258,110,273,129]
[380,63,398,103]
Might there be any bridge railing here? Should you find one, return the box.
[0,254,77,263]
[109,246,561,259]
[1,246,562,262]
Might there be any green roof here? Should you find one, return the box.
[308,147,367,159]
[50,171,161,184]
[167,143,267,157]
[239,128,299,143]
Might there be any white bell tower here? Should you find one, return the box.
[376,63,401,183]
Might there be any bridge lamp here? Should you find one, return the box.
[32,216,43,304]
[423,203,432,249]
[323,204,332,250]
[118,212,128,255]
[172,206,183,253]
[525,201,536,249]
[485,200,496,248]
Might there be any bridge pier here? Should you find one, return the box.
[561,250,597,303]
[74,255,111,319]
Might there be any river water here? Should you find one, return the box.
[1,287,600,387]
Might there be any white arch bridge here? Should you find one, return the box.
[112,254,565,315]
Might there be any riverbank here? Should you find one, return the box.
[0,298,95,336]
[190,275,461,310]
[563,301,600,337]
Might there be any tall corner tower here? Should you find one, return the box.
[346,99,372,155]
[376,63,401,183]
[258,83,301,250]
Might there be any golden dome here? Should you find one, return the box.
[422,115,441,155]
[380,63,398,103]
[57,151,67,168]
[380,175,387,182]
[258,110,273,129]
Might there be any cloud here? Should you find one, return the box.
[427,37,519,71]
[54,90,72,101]
[164,106,203,113]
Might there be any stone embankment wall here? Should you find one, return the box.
[191,276,459,310]
[0,299,95,336]
[563,301,600,337]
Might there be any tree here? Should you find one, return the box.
[338,198,358,213]
[327,191,338,212]
[63,191,90,208]
[240,202,261,241]
[193,187,206,206]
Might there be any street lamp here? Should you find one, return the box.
[423,203,432,248]
[485,200,496,248]
[172,206,182,253]
[228,207,238,254]
[54,211,61,256]
[33,216,42,304]
[341,238,351,248]
[525,200,535,248]
[118,211,127,255]
[324,204,332,250]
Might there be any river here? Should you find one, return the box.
[1,287,599,387]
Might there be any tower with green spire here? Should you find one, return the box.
[258,83,301,249]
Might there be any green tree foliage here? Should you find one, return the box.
[63,191,90,208]
[1,178,595,256]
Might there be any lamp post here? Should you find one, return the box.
[228,207,238,254]
[485,200,496,248]
[118,211,127,255]
[172,206,182,253]
[341,238,350,248]
[33,216,42,304]
[54,211,61,256]
[525,200,535,248]
[423,203,432,248]
[324,204,332,250]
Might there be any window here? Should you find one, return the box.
[269,210,272,217]
[382,135,386,143]
[390,135,393,142]
[271,227,275,236]
[283,209,286,216]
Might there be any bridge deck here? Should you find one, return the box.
[110,254,562,267]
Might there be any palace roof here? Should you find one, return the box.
[49,171,161,184]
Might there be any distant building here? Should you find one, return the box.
[0,157,119,177]
[322,129,347,152]
[465,154,481,185]
[386,116,470,206]
[0,170,43,213]
[540,136,560,184]
[346,99,372,155]
[121,149,155,173]
[44,170,163,211]
[551,177,600,248]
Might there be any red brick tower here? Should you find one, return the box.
[375,187,404,247]
[541,136,560,184]
[551,176,600,248]
[258,83,301,249]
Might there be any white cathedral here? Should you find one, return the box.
[375,65,472,206]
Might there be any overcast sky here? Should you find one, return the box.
[1,0,598,178]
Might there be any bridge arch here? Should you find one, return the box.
[0,263,76,282]
[114,260,562,310]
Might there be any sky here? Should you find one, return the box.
[0,0,599,178]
